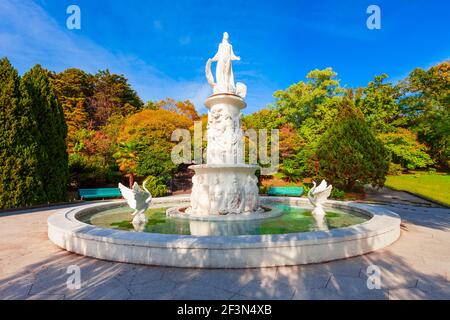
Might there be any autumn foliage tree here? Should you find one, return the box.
[88,70,143,127]
[115,108,192,186]
[51,68,92,151]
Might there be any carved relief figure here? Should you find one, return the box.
[228,175,242,214]
[196,175,210,215]
[244,175,259,213]
[210,176,225,215]
[190,175,200,211]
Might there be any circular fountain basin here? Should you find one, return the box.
[47,196,401,268]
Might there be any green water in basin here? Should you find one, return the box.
[80,204,369,236]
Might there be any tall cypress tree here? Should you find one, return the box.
[0,58,43,209]
[20,65,68,203]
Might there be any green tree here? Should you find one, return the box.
[136,145,177,182]
[399,61,450,167]
[269,68,344,179]
[316,95,389,190]
[273,68,343,137]
[379,128,434,170]
[20,65,68,203]
[358,74,402,133]
[0,58,41,208]
[1,60,68,208]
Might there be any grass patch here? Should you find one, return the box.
[385,172,450,206]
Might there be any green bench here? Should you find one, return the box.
[267,186,304,197]
[78,188,122,200]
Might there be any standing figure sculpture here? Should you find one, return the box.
[118,181,152,230]
[206,32,247,98]
[244,175,259,214]
[180,32,260,218]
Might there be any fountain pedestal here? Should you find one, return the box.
[186,164,259,216]
[168,33,276,220]
[185,94,261,217]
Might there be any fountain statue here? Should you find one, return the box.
[118,182,152,229]
[308,180,332,217]
[205,32,247,98]
[171,32,263,218]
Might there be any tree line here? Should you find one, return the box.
[0,56,448,209]
[243,62,449,191]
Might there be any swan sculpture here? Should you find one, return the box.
[308,180,332,215]
[118,181,152,229]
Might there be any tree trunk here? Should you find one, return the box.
[129,174,134,188]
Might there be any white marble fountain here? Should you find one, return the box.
[47,33,401,268]
[167,32,280,221]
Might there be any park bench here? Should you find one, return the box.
[78,188,122,200]
[267,186,304,197]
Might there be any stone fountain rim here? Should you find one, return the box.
[47,196,401,267]
[47,198,401,267]
[48,196,400,249]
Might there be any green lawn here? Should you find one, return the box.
[385,173,450,206]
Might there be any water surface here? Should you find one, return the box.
[81,204,369,236]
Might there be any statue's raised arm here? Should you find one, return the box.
[230,45,240,61]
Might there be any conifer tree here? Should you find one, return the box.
[20,65,68,203]
[0,58,43,208]
[316,94,389,190]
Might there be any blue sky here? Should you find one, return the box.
[0,0,449,114]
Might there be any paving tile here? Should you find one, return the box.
[129,279,177,299]
[189,269,252,291]
[416,276,450,297]
[326,275,388,299]
[238,279,295,300]
[275,267,331,290]
[27,294,65,300]
[228,293,255,300]
[161,268,203,283]
[311,258,368,278]
[292,288,345,300]
[172,282,235,300]
[66,278,131,300]
[0,278,33,300]
[128,266,165,286]
[277,265,332,281]
[389,288,430,300]
[359,266,418,289]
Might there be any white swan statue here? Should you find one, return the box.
[308,180,332,217]
[118,181,152,230]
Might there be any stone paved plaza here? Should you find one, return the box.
[0,195,449,300]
